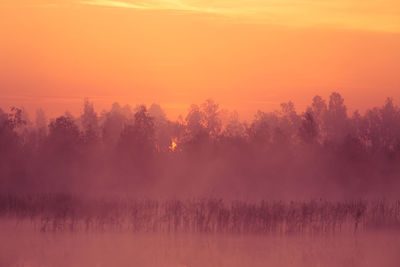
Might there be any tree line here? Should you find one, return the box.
[1,92,400,199]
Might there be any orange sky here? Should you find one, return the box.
[0,0,399,120]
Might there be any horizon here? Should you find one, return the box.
[1,92,399,122]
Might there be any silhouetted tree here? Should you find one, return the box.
[182,104,209,151]
[223,111,245,139]
[309,95,328,141]
[325,92,348,143]
[149,103,172,152]
[119,105,155,156]
[48,115,80,151]
[81,98,99,145]
[0,108,18,149]
[201,99,221,138]
[279,101,300,144]
[299,112,318,144]
[0,93,399,196]
[102,103,127,148]
[248,111,270,148]
[36,109,47,139]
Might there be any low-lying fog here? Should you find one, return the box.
[1,93,400,200]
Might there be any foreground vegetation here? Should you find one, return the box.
[1,194,399,235]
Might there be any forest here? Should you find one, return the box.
[1,92,400,199]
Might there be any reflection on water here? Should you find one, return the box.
[1,222,400,267]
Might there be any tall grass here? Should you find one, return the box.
[0,194,399,235]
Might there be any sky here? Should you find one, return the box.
[0,0,399,119]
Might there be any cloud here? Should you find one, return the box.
[78,0,400,33]
[79,0,224,13]
[80,0,151,9]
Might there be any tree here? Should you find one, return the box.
[201,99,221,138]
[81,98,99,145]
[223,111,245,139]
[185,104,205,137]
[48,115,80,150]
[298,112,318,144]
[328,92,347,120]
[119,105,155,155]
[102,102,127,148]
[0,108,20,154]
[149,103,167,123]
[247,111,270,147]
[309,95,327,140]
[279,101,300,144]
[36,109,47,138]
[148,103,171,152]
[380,97,400,152]
[116,105,156,181]
[325,92,348,143]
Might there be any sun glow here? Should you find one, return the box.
[0,0,399,118]
[169,138,178,152]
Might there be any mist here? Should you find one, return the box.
[1,92,400,200]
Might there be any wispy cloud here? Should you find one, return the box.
[80,0,151,9]
[78,0,400,33]
[79,0,225,13]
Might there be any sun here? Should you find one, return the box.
[169,138,178,152]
